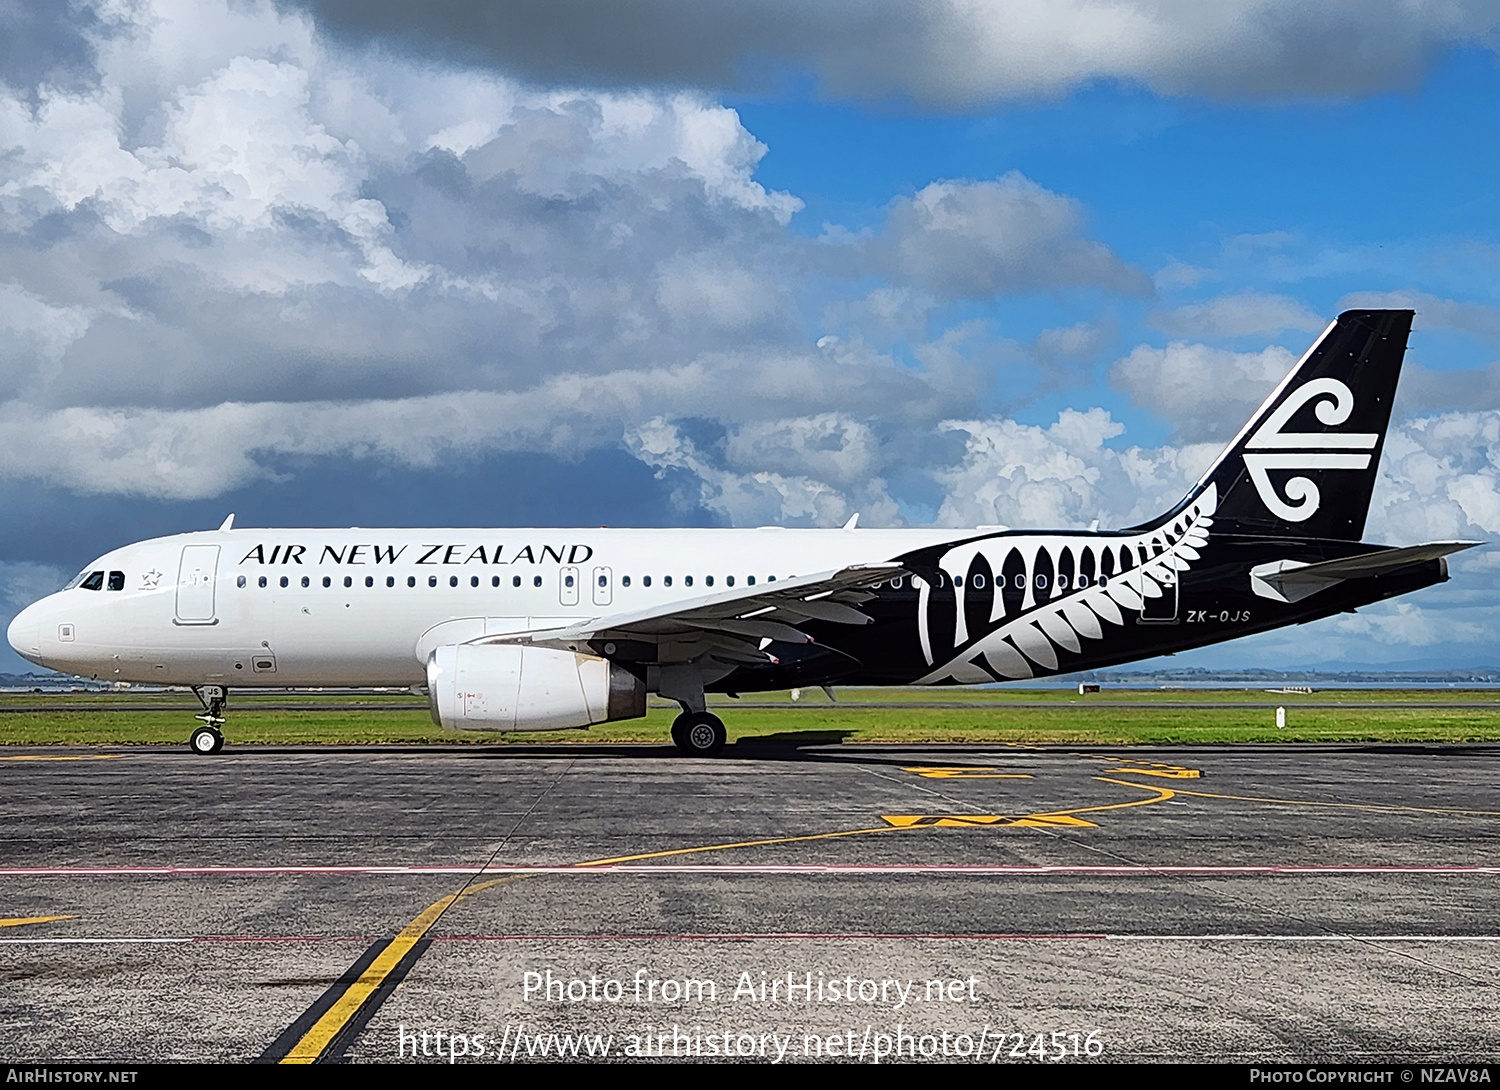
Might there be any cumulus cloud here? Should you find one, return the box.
[930,408,1217,530]
[1341,290,1500,345]
[287,0,1500,108]
[626,417,898,528]
[1109,341,1297,441]
[845,175,1151,301]
[1151,291,1325,339]
[1370,411,1500,543]
[0,348,959,501]
[0,0,1150,514]
[0,0,811,414]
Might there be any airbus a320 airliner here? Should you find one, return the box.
[6,310,1477,756]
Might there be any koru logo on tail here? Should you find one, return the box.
[1243,378,1377,522]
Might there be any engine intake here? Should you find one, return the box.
[427,644,646,731]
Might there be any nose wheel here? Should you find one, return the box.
[189,725,224,755]
[670,711,726,757]
[188,685,227,755]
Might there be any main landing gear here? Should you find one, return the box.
[188,685,226,755]
[670,711,726,757]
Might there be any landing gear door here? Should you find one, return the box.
[175,545,220,625]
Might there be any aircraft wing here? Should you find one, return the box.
[473,563,905,665]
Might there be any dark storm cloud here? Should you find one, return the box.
[285,0,1500,107]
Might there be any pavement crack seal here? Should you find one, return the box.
[259,782,927,1062]
[1013,778,1500,992]
[261,762,577,1065]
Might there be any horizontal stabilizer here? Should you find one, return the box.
[1251,541,1481,603]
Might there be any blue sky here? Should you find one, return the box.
[1,0,1498,672]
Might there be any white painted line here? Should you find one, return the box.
[0,937,192,945]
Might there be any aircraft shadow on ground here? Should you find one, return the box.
[217,735,1013,771]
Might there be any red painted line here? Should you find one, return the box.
[190,935,374,943]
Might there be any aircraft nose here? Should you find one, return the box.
[7,602,41,662]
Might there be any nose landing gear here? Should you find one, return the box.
[188,685,226,755]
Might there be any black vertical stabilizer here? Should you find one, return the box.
[1141,309,1412,541]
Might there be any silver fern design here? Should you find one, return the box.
[913,484,1218,684]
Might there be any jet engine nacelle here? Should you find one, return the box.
[427,644,646,731]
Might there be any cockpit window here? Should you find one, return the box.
[107,571,125,591]
[63,570,90,590]
[80,571,105,591]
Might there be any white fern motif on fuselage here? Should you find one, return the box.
[913,484,1218,684]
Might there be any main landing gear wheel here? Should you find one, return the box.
[671,712,726,757]
[189,725,224,755]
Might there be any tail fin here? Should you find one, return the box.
[1152,309,1413,541]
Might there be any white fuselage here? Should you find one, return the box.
[7,526,977,687]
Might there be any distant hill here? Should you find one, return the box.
[1056,666,1500,685]
[0,672,109,691]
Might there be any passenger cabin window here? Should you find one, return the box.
[386,576,395,587]
[622,576,631,587]
[408,576,416,588]
[258,576,267,588]
[236,575,246,588]
[747,576,755,585]
[301,576,310,588]
[684,576,693,587]
[80,571,104,591]
[664,576,672,587]
[492,576,500,588]
[322,576,331,588]
[644,576,652,587]
[705,576,714,587]
[365,576,374,588]
[533,575,542,587]
[280,576,289,588]
[429,576,438,587]
[344,576,353,588]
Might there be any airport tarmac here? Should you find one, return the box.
[1,741,1498,1064]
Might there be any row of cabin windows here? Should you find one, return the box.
[609,575,772,589]
[87,568,1111,594]
[234,573,782,590]
[231,571,1115,592]
[240,573,545,589]
[879,572,1114,590]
